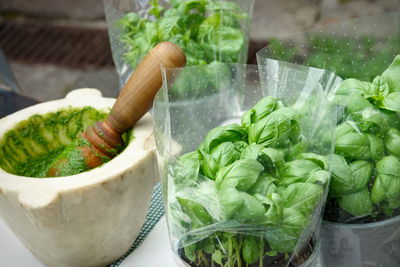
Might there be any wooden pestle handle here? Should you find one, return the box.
[106,42,186,133]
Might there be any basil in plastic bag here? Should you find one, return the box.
[328,55,400,218]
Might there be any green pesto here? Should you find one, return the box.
[16,146,65,177]
[0,106,132,178]
[52,136,91,177]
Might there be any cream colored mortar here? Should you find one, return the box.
[0,89,158,267]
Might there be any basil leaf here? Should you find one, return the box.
[335,122,356,139]
[177,197,213,229]
[376,155,400,176]
[234,192,266,223]
[198,13,244,62]
[216,158,263,191]
[329,154,372,196]
[338,187,373,217]
[379,92,400,112]
[240,144,285,173]
[382,173,400,209]
[265,227,298,253]
[285,139,308,161]
[278,160,321,185]
[248,174,277,196]
[367,134,385,161]
[176,179,224,221]
[367,76,390,101]
[200,124,246,153]
[381,55,400,92]
[233,140,248,153]
[157,16,182,40]
[240,143,263,160]
[335,131,370,160]
[202,236,215,254]
[329,154,352,196]
[248,107,299,147]
[289,120,302,144]
[349,160,373,191]
[306,170,330,185]
[282,182,323,216]
[179,150,203,163]
[336,78,374,97]
[296,153,328,170]
[202,142,240,179]
[389,199,400,210]
[241,97,282,129]
[169,34,208,65]
[265,250,278,257]
[371,156,400,208]
[371,172,386,205]
[335,121,384,161]
[242,236,261,264]
[178,0,206,14]
[344,93,375,114]
[385,128,400,158]
[351,107,391,135]
[282,208,308,236]
[211,250,223,265]
[219,179,266,222]
[184,243,197,262]
[218,182,243,219]
[174,152,201,189]
[256,192,284,225]
[258,147,285,172]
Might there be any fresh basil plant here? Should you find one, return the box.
[170,96,330,266]
[328,55,400,219]
[117,0,249,99]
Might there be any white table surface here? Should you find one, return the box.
[0,216,177,267]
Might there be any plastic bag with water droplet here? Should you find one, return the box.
[153,60,340,266]
[103,0,254,89]
[257,12,400,267]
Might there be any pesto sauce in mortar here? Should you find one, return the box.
[18,147,65,177]
[0,106,131,178]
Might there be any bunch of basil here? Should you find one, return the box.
[117,0,249,98]
[329,55,400,218]
[169,96,330,266]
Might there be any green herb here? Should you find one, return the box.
[117,0,248,99]
[371,156,400,209]
[328,55,400,218]
[170,96,329,266]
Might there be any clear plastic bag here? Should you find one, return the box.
[153,60,340,266]
[257,12,400,267]
[257,12,400,83]
[104,0,254,88]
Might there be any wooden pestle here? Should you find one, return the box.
[46,42,186,177]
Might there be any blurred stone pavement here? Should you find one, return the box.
[0,0,399,102]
